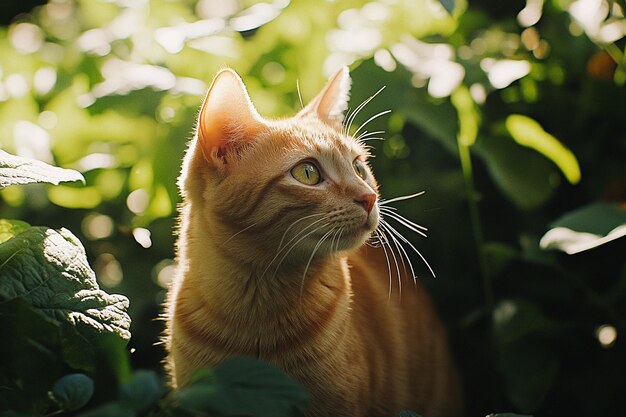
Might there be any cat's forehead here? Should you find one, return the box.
[286,120,366,159]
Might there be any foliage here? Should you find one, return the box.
[0,152,130,414]
[1,0,626,416]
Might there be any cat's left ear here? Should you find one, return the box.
[299,66,351,128]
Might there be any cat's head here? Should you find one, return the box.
[181,67,380,266]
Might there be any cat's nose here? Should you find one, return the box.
[355,193,377,214]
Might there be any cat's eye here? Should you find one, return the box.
[291,161,321,185]
[353,159,367,179]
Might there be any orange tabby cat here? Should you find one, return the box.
[165,67,463,416]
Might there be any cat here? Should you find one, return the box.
[164,67,463,417]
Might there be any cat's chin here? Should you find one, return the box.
[338,223,378,252]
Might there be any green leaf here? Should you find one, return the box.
[51,373,95,411]
[0,226,131,411]
[451,86,479,146]
[0,226,131,341]
[351,59,459,154]
[474,135,559,210]
[0,150,84,189]
[505,115,581,185]
[0,219,30,244]
[176,357,309,417]
[540,202,626,254]
[120,370,164,412]
[482,242,520,278]
[492,300,554,347]
[498,340,559,413]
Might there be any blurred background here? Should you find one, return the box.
[1,0,625,415]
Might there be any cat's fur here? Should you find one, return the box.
[164,67,463,417]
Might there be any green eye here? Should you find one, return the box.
[291,162,321,185]
[353,159,367,179]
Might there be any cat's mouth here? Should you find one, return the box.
[365,212,379,232]
[338,212,379,249]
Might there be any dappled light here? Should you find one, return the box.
[0,0,625,415]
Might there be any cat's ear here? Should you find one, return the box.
[197,69,265,164]
[299,66,351,128]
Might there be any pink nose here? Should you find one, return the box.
[355,193,377,214]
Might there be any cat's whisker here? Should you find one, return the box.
[380,208,428,236]
[335,228,344,253]
[381,221,410,279]
[355,130,385,141]
[373,229,393,301]
[342,107,353,137]
[330,226,341,254]
[223,222,259,245]
[277,213,327,252]
[381,220,436,278]
[261,215,330,280]
[344,86,386,137]
[378,191,426,206]
[296,79,304,109]
[269,221,332,280]
[300,228,336,300]
[379,220,416,285]
[352,109,392,139]
[378,222,405,297]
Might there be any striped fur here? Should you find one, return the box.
[164,68,463,416]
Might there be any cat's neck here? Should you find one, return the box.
[176,202,349,315]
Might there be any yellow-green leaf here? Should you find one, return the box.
[451,86,479,146]
[505,115,581,184]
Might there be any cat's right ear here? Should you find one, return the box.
[298,66,351,128]
[196,69,265,166]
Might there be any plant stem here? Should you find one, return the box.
[457,140,493,309]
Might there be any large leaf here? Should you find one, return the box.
[351,58,459,154]
[0,150,84,189]
[492,299,555,347]
[0,225,130,340]
[176,356,309,417]
[474,135,560,210]
[498,340,560,413]
[540,202,626,254]
[0,224,131,413]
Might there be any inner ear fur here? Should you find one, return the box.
[298,66,351,128]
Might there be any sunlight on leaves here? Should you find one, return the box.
[0,226,131,340]
[0,218,29,244]
[540,203,626,254]
[0,150,84,189]
[505,114,581,184]
[451,86,479,146]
